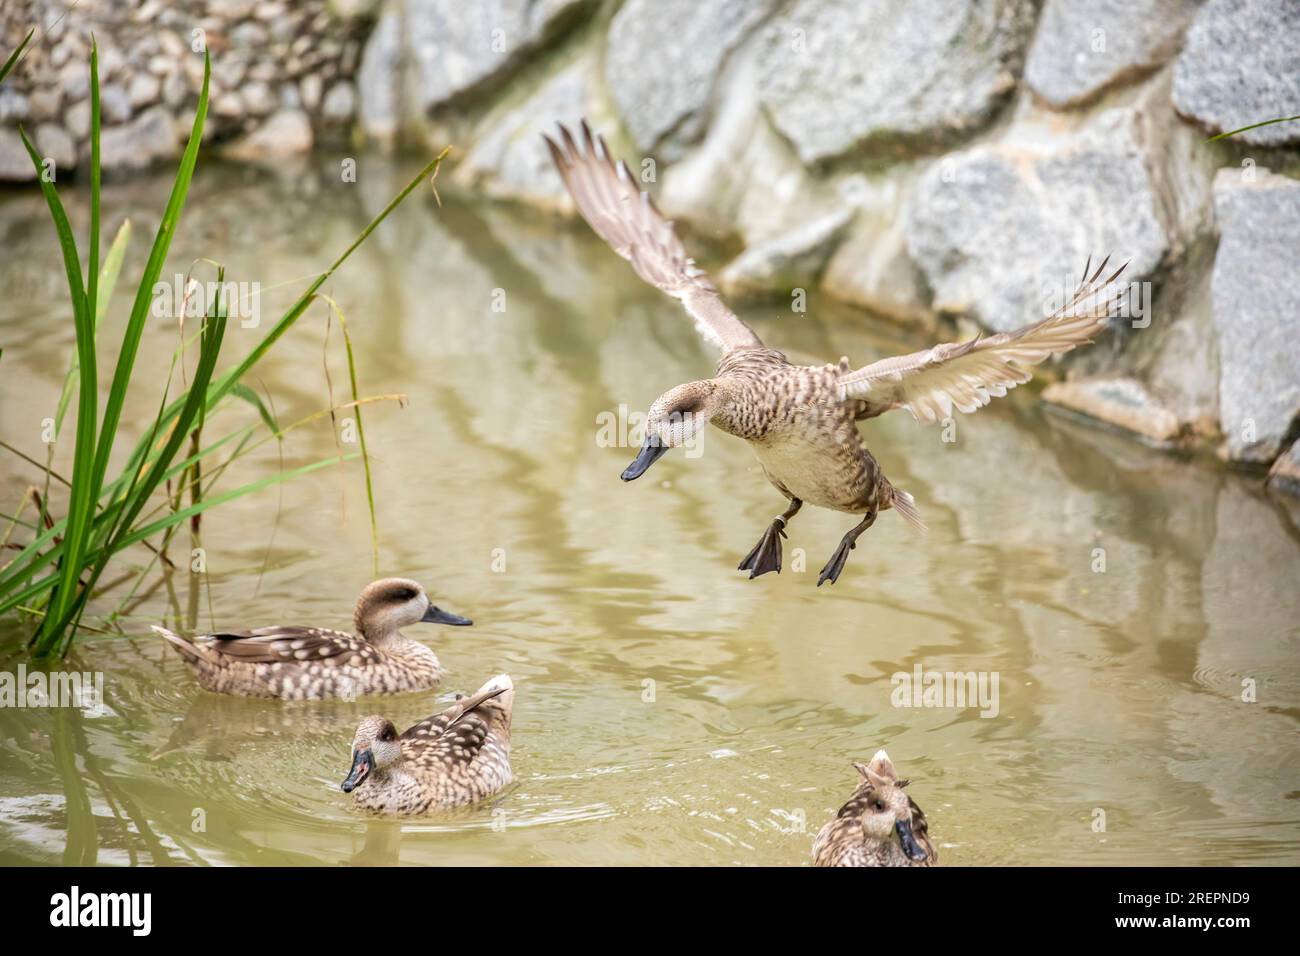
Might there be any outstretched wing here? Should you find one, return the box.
[837,257,1129,424]
[194,626,371,665]
[543,119,763,353]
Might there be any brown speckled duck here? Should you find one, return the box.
[545,121,1128,584]
[151,578,471,700]
[341,674,515,813]
[813,750,937,867]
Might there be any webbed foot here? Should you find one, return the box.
[738,518,788,579]
[816,511,877,587]
[816,538,855,586]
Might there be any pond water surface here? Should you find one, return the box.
[0,157,1297,865]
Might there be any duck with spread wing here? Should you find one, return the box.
[544,121,1127,585]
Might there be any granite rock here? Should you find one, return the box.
[1172,0,1300,146]
[1208,167,1300,463]
[757,0,1035,164]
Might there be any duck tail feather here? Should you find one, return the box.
[446,675,515,727]
[890,488,928,536]
[151,624,200,662]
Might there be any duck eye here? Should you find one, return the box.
[392,588,417,602]
[873,800,884,812]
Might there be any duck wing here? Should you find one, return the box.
[193,626,372,665]
[835,256,1129,423]
[543,120,763,354]
[401,675,514,770]
[907,795,938,864]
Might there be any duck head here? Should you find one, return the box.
[342,716,402,792]
[621,380,724,481]
[852,750,930,862]
[353,577,472,642]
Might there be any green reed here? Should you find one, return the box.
[0,36,448,655]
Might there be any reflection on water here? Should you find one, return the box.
[0,157,1297,866]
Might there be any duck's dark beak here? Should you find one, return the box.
[621,435,669,481]
[896,818,928,861]
[421,605,472,626]
[341,749,373,793]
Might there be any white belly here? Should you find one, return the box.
[751,438,859,512]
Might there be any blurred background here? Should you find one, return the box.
[3,0,1299,482]
[0,1,1297,866]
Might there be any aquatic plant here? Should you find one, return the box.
[0,37,448,655]
[0,28,33,86]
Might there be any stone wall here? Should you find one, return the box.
[370,0,1300,492]
[2,0,1298,493]
[0,0,369,177]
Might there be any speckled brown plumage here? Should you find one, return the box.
[546,120,1129,584]
[813,750,937,868]
[152,578,472,699]
[710,348,888,515]
[341,674,515,813]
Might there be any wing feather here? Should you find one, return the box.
[543,120,762,352]
[194,626,368,664]
[400,677,513,769]
[838,256,1129,423]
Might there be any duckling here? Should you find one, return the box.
[341,674,515,813]
[151,578,471,700]
[813,750,937,867]
[544,121,1129,584]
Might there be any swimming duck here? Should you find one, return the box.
[813,750,937,867]
[151,578,471,699]
[544,121,1128,584]
[341,674,515,813]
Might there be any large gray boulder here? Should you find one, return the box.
[405,0,590,115]
[718,206,853,299]
[1209,167,1300,463]
[1172,0,1300,146]
[454,58,600,209]
[222,109,314,162]
[605,0,779,161]
[1042,377,1184,446]
[34,123,77,174]
[356,2,402,143]
[821,167,933,325]
[905,108,1172,333]
[99,107,179,173]
[0,127,36,182]
[1025,0,1201,108]
[654,46,836,245]
[756,0,1035,165]
[1140,255,1221,434]
[0,88,29,124]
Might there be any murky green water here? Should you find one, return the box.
[1,157,1297,866]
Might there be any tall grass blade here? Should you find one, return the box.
[121,147,452,472]
[115,454,358,553]
[3,457,360,612]
[16,124,95,648]
[1205,115,1300,142]
[26,46,103,649]
[317,294,380,574]
[87,39,101,367]
[89,50,210,521]
[54,220,132,436]
[55,267,228,654]
[2,42,445,651]
[0,28,33,86]
[227,383,281,435]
